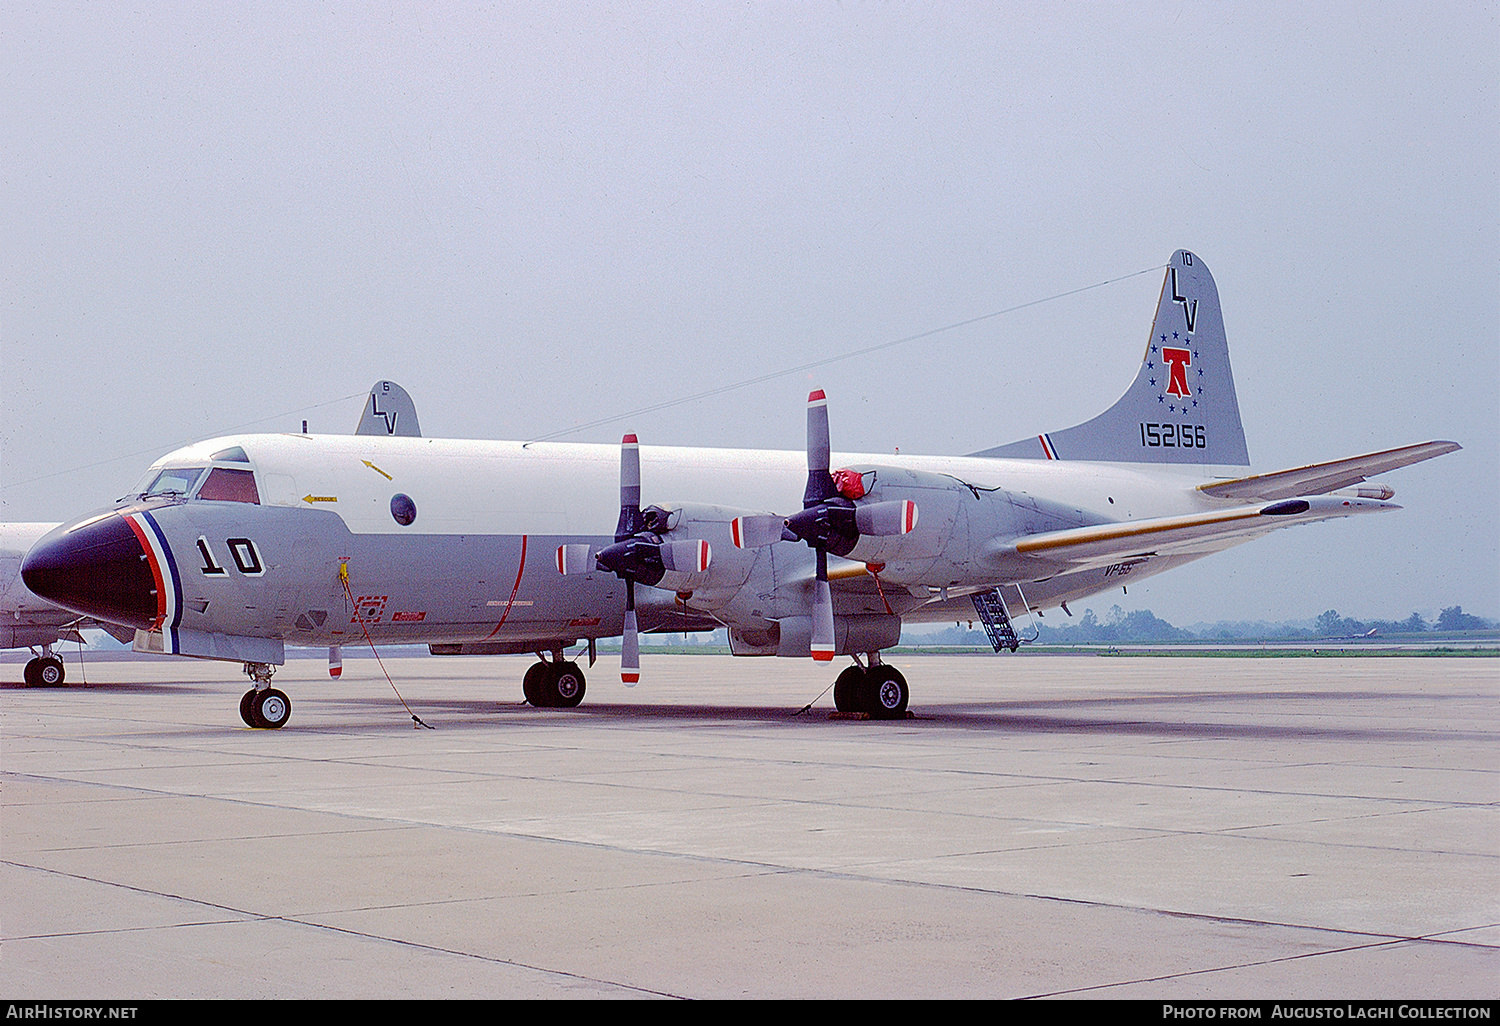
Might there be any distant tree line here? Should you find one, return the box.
[1310,606,1495,637]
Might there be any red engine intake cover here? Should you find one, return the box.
[832,468,866,500]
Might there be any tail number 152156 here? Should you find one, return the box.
[1140,423,1206,449]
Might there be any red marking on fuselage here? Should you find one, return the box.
[484,535,529,640]
[122,514,167,630]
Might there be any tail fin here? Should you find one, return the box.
[971,250,1250,466]
[354,380,421,437]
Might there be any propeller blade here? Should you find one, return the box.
[616,433,644,684]
[556,543,593,575]
[731,514,784,549]
[660,538,712,574]
[805,391,841,661]
[811,549,835,662]
[616,434,643,541]
[622,579,640,685]
[855,499,919,537]
[802,390,836,508]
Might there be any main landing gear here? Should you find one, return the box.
[523,653,587,708]
[833,657,910,720]
[24,652,66,687]
[239,662,291,728]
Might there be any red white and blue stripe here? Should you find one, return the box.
[121,510,183,638]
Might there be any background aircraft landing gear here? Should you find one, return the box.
[240,662,291,728]
[833,660,909,720]
[24,654,65,687]
[523,658,587,708]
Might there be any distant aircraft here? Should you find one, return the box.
[4,381,422,686]
[21,252,1459,727]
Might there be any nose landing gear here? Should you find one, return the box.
[239,662,292,728]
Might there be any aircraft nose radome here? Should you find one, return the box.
[21,514,160,630]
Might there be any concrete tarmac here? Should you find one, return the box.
[2,652,1496,1000]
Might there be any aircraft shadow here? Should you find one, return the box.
[311,692,1488,745]
[0,679,221,695]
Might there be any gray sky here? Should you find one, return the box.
[3,2,1497,626]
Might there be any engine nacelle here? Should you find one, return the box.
[635,502,767,598]
[728,614,901,658]
[832,466,970,577]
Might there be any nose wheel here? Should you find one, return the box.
[239,662,291,728]
[240,687,292,728]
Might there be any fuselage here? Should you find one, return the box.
[21,431,1233,662]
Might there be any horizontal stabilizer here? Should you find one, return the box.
[989,496,1398,573]
[1197,441,1461,501]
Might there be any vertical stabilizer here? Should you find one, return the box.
[971,251,1249,465]
[355,381,421,437]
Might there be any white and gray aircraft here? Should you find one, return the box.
[2,380,422,687]
[21,252,1459,727]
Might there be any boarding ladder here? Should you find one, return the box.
[970,586,1036,653]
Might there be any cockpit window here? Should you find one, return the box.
[210,446,250,464]
[142,466,206,497]
[196,467,260,504]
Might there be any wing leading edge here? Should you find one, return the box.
[987,495,1399,576]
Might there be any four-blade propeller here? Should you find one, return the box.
[733,390,917,662]
[558,434,711,684]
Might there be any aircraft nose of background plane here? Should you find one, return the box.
[21,513,160,631]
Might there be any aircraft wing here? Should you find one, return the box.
[1196,441,1460,501]
[989,495,1398,574]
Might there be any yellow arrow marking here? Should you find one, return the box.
[303,495,338,504]
[362,460,393,480]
